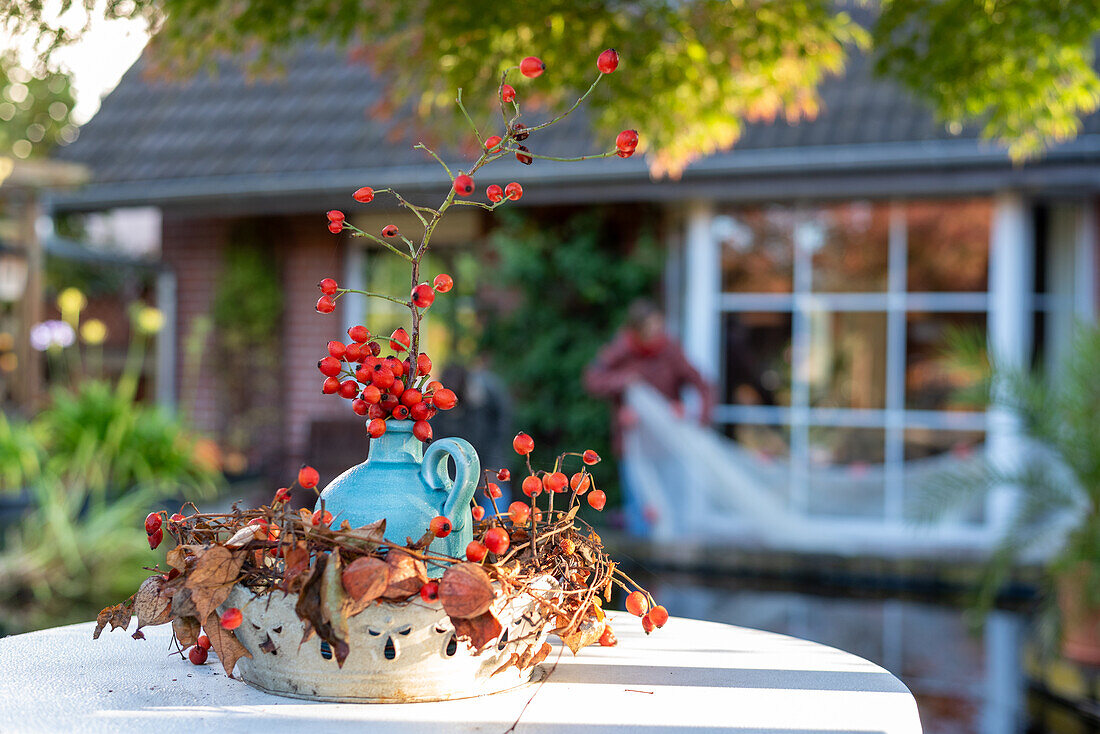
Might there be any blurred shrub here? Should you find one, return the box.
[0,297,221,632]
[479,208,662,512]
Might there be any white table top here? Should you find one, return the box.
[0,612,921,733]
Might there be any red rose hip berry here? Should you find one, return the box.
[197,634,212,650]
[298,465,320,489]
[368,418,387,438]
[429,515,452,538]
[420,581,440,603]
[587,489,607,511]
[413,420,433,442]
[432,273,453,293]
[382,224,399,237]
[315,295,335,314]
[648,605,669,628]
[597,48,619,74]
[512,432,534,455]
[318,277,339,295]
[504,182,523,200]
[466,540,488,562]
[412,283,435,308]
[453,174,474,196]
[625,591,648,617]
[353,186,374,203]
[543,471,568,493]
[189,645,208,665]
[148,528,163,549]
[521,475,542,497]
[520,56,545,78]
[486,184,503,203]
[432,388,457,410]
[348,325,370,343]
[508,501,530,524]
[485,135,503,151]
[327,221,343,234]
[616,129,639,153]
[583,449,601,465]
[144,512,162,535]
[472,505,485,521]
[501,84,516,103]
[483,527,510,555]
[220,607,243,630]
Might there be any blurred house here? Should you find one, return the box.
[49,46,1098,551]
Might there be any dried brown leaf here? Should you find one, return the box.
[202,610,251,677]
[452,610,502,653]
[530,641,553,666]
[172,616,201,648]
[340,519,386,553]
[382,548,427,600]
[166,545,198,573]
[439,563,495,619]
[559,616,603,655]
[491,652,520,677]
[341,556,388,616]
[320,551,349,665]
[185,546,246,622]
[171,587,199,619]
[281,545,311,594]
[258,634,276,654]
[93,600,133,639]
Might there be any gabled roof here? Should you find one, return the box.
[51,44,1100,214]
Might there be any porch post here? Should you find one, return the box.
[682,200,719,384]
[986,192,1033,535]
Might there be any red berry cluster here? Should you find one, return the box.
[314,279,458,442]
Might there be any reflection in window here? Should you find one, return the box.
[809,311,888,410]
[810,202,891,293]
[905,313,987,411]
[907,200,991,292]
[807,427,886,518]
[719,208,795,293]
[721,312,792,406]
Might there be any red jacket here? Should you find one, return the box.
[584,330,714,452]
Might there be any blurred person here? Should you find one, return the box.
[584,299,715,534]
[585,299,715,449]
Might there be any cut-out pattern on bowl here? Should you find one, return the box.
[220,576,557,703]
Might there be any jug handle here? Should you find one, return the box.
[420,437,481,527]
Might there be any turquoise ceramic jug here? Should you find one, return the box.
[315,420,480,569]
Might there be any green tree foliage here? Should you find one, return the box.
[0,51,77,159]
[6,2,1100,173]
[479,209,663,509]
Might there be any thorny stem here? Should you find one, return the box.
[336,288,410,308]
[507,147,619,163]
[456,88,483,146]
[415,143,455,180]
[524,73,604,134]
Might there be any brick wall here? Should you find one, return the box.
[161,215,228,436]
[280,217,346,471]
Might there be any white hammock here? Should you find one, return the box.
[620,383,999,557]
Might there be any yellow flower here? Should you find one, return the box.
[57,287,87,316]
[135,306,164,335]
[80,319,108,345]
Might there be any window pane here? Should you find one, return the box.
[720,208,794,293]
[722,312,792,406]
[807,427,886,518]
[903,429,986,522]
[906,199,991,292]
[810,202,891,293]
[809,311,888,409]
[905,312,987,411]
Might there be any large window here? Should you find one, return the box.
[715,200,992,522]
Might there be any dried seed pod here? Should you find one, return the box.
[135,575,173,628]
[439,562,496,619]
[381,549,427,600]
